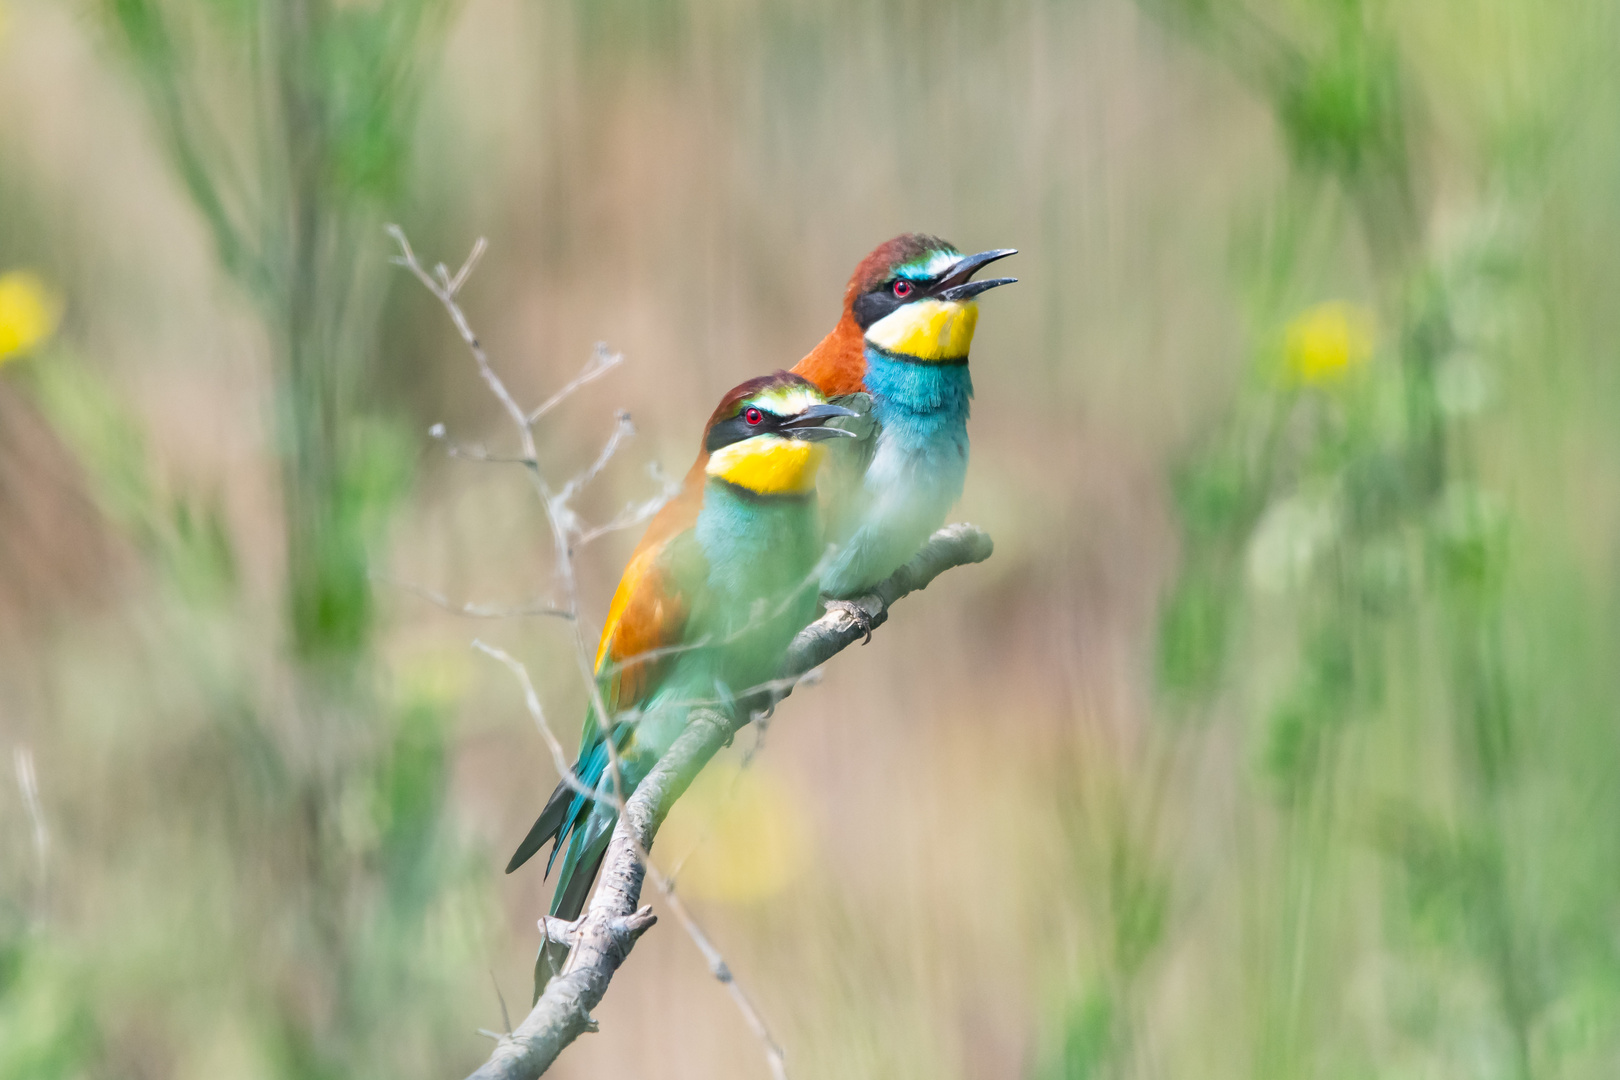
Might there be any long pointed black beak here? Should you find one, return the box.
[782,402,860,441]
[939,276,1017,301]
[936,247,1018,302]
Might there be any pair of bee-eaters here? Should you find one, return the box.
[508,234,1016,995]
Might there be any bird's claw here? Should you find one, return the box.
[824,598,874,645]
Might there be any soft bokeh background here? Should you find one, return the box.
[4,0,1620,1077]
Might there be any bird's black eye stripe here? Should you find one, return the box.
[852,271,948,329]
[706,406,785,452]
[853,289,898,329]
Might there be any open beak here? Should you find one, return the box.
[936,247,1018,302]
[782,402,860,441]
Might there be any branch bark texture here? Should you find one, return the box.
[464,523,994,1080]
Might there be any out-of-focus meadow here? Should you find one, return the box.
[3,0,1620,1076]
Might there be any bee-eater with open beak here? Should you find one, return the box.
[793,234,1015,599]
[506,372,855,999]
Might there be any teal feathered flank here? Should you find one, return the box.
[820,352,973,597]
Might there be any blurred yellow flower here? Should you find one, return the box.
[0,271,64,365]
[1285,301,1374,384]
[658,759,812,904]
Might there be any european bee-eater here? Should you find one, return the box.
[506,372,855,998]
[794,234,1015,599]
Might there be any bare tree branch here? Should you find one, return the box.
[462,523,994,1080]
[774,523,993,699]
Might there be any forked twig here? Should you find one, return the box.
[528,344,624,425]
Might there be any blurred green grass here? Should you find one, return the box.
[2,0,1620,1078]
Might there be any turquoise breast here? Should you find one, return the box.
[863,348,973,464]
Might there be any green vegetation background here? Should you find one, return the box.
[1,0,1618,1077]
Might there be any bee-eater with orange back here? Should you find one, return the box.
[505,372,854,999]
[794,235,1015,599]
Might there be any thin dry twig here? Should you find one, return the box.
[377,575,572,620]
[574,464,679,546]
[388,227,534,455]
[644,874,788,1080]
[528,343,624,425]
[471,641,601,808]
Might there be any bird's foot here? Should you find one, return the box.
[823,597,874,645]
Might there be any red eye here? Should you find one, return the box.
[744,407,764,426]
[892,280,914,298]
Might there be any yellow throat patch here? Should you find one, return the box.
[707,435,825,496]
[865,299,979,362]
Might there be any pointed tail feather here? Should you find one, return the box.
[509,735,617,876]
[531,826,614,1003]
[550,826,612,921]
[505,779,573,874]
[532,940,569,1006]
